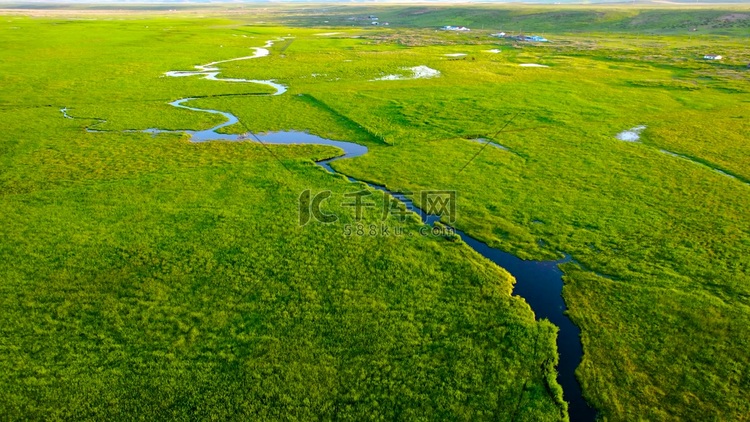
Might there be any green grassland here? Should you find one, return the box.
[0,17,567,421]
[276,4,750,36]
[1,6,749,421]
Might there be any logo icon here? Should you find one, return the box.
[299,189,338,226]
[421,190,456,223]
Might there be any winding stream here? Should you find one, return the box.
[61,40,597,421]
[658,148,748,186]
[615,126,747,187]
[164,39,288,95]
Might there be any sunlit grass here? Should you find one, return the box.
[0,8,749,421]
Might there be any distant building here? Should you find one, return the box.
[491,33,548,42]
[441,26,470,31]
[704,55,723,60]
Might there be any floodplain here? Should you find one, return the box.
[0,4,749,421]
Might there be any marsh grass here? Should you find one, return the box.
[0,16,570,421]
[1,9,749,420]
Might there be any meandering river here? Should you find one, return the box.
[62,40,597,421]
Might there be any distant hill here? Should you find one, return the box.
[2,0,750,4]
[2,0,749,37]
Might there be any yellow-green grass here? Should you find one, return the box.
[1,10,749,421]
[0,17,567,421]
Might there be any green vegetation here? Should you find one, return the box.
[1,5,749,421]
[0,16,565,421]
[281,4,750,36]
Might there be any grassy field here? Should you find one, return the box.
[0,16,568,421]
[249,3,750,37]
[1,5,749,421]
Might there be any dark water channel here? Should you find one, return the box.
[177,100,596,421]
[62,97,596,421]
